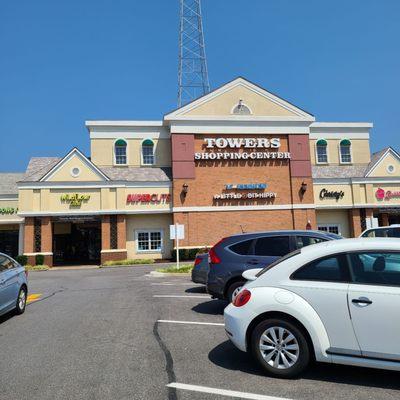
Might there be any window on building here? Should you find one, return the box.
[340,139,352,163]
[318,224,340,235]
[232,100,251,115]
[115,139,127,165]
[292,255,350,282]
[142,139,155,165]
[254,236,290,257]
[316,139,328,163]
[137,230,162,252]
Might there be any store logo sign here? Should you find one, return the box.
[60,194,90,207]
[204,138,281,149]
[225,183,267,190]
[319,188,345,201]
[376,188,400,200]
[0,207,18,215]
[126,194,171,203]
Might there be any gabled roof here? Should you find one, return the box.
[0,173,25,195]
[164,76,315,120]
[365,147,400,177]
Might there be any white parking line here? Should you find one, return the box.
[167,383,291,400]
[153,295,210,299]
[157,319,224,326]
[151,283,196,286]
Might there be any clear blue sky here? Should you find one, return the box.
[1,0,400,171]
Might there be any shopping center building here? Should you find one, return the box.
[1,77,399,266]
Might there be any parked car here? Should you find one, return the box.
[224,238,400,378]
[207,230,341,302]
[360,224,400,238]
[191,253,209,284]
[0,253,28,317]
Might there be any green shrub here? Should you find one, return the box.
[15,255,28,266]
[171,247,208,261]
[101,258,155,267]
[156,264,193,273]
[25,264,49,271]
[35,254,45,265]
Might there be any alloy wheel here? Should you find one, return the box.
[18,290,26,310]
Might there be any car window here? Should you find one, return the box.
[392,228,400,238]
[296,236,325,249]
[0,255,15,272]
[256,249,301,277]
[229,239,254,255]
[291,255,350,282]
[349,252,400,286]
[363,228,391,238]
[254,236,290,257]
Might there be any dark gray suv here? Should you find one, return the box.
[206,230,341,302]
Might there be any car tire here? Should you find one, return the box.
[15,286,27,315]
[226,281,245,303]
[251,318,310,378]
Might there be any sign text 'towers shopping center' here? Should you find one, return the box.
[194,137,291,160]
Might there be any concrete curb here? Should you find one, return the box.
[149,270,191,277]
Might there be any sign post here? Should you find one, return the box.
[170,224,185,269]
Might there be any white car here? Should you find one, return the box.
[224,238,400,378]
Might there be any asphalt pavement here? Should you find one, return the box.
[0,266,399,400]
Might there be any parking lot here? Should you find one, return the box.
[1,266,400,400]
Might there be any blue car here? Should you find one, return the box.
[0,253,28,317]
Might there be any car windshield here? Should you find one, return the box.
[256,249,301,277]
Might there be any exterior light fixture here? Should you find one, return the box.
[300,181,308,194]
[182,183,189,196]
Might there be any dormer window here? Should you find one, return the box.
[232,99,251,115]
[142,139,155,165]
[339,139,352,163]
[316,139,328,163]
[115,139,127,165]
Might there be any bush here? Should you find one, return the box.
[25,264,49,271]
[15,255,28,266]
[35,254,45,265]
[101,258,155,267]
[156,264,193,273]
[171,247,208,261]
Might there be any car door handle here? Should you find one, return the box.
[352,297,373,306]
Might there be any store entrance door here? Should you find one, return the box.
[0,228,19,258]
[53,217,101,266]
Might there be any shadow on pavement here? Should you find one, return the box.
[209,340,400,389]
[192,299,228,315]
[0,310,17,325]
[185,286,207,294]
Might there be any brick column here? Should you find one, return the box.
[101,215,110,251]
[23,217,35,265]
[100,215,128,264]
[117,215,126,249]
[349,209,362,237]
[381,213,389,226]
[41,216,53,266]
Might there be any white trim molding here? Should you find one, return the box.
[100,249,127,253]
[173,204,315,213]
[365,147,400,177]
[24,252,53,256]
[18,209,172,217]
[18,181,172,189]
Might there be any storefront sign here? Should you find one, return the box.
[126,194,171,203]
[376,188,400,200]
[225,183,267,190]
[195,137,291,160]
[214,192,277,200]
[60,194,90,207]
[319,188,345,201]
[0,207,18,215]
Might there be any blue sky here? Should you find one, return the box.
[1,0,400,171]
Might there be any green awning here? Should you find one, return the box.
[340,139,351,146]
[316,139,327,146]
[115,139,127,146]
[142,139,154,146]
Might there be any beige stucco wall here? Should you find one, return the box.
[126,213,173,259]
[310,139,371,165]
[90,138,171,167]
[184,85,297,117]
[314,184,354,207]
[0,199,22,222]
[316,209,350,237]
[368,152,400,177]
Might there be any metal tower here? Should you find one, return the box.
[178,0,210,107]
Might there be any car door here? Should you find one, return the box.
[246,235,292,268]
[287,254,361,354]
[348,251,400,360]
[0,255,18,312]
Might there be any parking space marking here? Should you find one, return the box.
[153,295,210,299]
[167,383,291,400]
[27,293,42,304]
[151,283,197,286]
[157,319,224,326]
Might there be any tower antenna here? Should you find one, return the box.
[178,0,210,107]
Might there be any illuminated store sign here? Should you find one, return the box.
[319,188,345,201]
[0,207,18,215]
[195,137,291,160]
[376,188,400,200]
[60,194,90,207]
[214,192,277,200]
[126,194,171,203]
[225,183,267,190]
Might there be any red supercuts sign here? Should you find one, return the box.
[126,194,171,203]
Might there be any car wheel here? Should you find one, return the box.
[15,287,27,315]
[251,318,310,378]
[226,281,245,302]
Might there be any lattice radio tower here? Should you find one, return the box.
[178,0,210,107]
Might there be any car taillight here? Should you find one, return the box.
[233,289,251,307]
[208,238,226,264]
[194,257,202,266]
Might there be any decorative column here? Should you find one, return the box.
[41,216,53,266]
[381,213,389,227]
[349,209,362,237]
[23,217,35,265]
[100,215,128,264]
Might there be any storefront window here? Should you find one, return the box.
[142,139,155,165]
[340,139,352,163]
[316,139,328,163]
[115,139,127,165]
[137,230,162,252]
[318,224,340,235]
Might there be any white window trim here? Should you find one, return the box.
[135,229,163,253]
[230,102,253,115]
[315,140,329,164]
[70,166,81,178]
[140,139,156,166]
[113,138,128,166]
[317,223,341,236]
[338,140,353,164]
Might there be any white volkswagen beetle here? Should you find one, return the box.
[224,238,400,378]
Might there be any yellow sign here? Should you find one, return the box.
[60,194,90,207]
